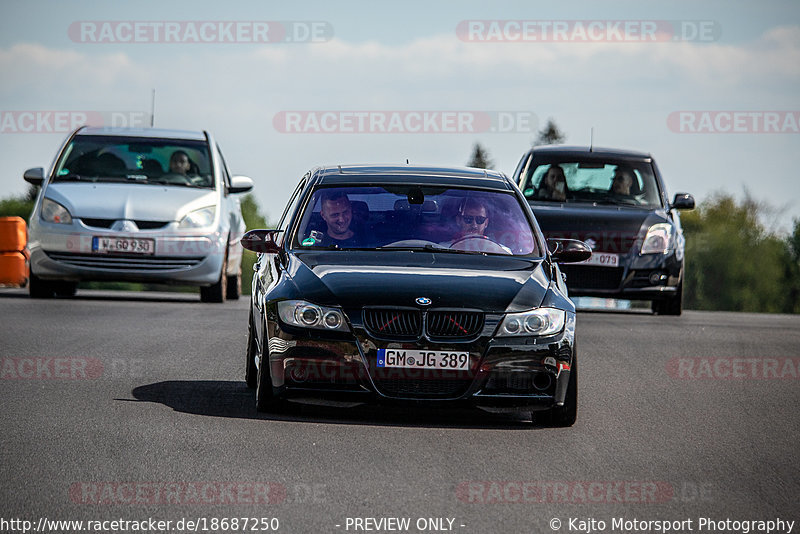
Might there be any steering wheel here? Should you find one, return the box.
[449,234,510,254]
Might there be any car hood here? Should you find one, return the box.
[286,251,551,313]
[530,203,668,254]
[43,182,217,222]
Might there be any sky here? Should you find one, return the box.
[1,0,799,231]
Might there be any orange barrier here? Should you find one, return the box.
[0,216,27,253]
[0,251,29,287]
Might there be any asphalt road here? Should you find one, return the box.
[1,289,798,534]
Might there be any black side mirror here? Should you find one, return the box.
[241,229,282,254]
[672,193,695,210]
[547,238,592,263]
[24,167,44,186]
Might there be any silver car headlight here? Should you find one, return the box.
[41,198,72,224]
[278,300,350,332]
[497,308,565,337]
[641,223,673,254]
[179,206,216,228]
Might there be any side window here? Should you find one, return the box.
[278,175,308,233]
[216,144,232,190]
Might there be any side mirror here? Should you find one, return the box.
[241,229,282,254]
[547,238,592,263]
[24,167,44,186]
[672,193,695,210]
[229,175,254,194]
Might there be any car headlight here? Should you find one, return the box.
[277,300,350,332]
[497,308,565,337]
[179,206,216,228]
[641,223,673,254]
[41,198,72,224]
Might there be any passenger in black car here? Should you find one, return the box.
[611,168,635,195]
[319,190,362,247]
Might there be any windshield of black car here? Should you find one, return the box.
[291,185,540,256]
[52,135,214,188]
[522,160,663,208]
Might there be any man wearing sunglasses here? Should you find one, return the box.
[455,197,490,239]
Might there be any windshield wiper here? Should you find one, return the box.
[54,173,94,182]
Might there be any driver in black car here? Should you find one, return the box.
[455,197,489,239]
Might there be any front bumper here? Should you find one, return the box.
[259,311,576,413]
[561,250,682,301]
[28,219,226,285]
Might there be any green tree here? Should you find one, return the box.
[239,193,271,296]
[534,118,566,146]
[0,185,38,222]
[682,192,796,313]
[467,143,494,169]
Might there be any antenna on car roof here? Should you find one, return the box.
[150,89,155,127]
[589,127,594,152]
[406,158,409,164]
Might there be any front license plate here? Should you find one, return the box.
[377,349,469,370]
[578,252,619,267]
[92,236,155,255]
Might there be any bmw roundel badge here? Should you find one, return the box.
[415,297,432,306]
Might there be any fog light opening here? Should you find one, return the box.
[532,373,552,391]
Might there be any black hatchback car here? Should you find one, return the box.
[241,165,591,425]
[513,146,695,315]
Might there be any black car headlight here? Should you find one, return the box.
[497,308,565,337]
[277,300,350,332]
[641,223,673,254]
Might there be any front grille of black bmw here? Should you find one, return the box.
[427,311,483,339]
[560,265,624,291]
[363,308,484,340]
[363,309,422,339]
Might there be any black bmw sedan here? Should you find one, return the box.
[241,165,590,425]
[513,146,695,315]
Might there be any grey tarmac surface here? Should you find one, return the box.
[1,289,798,534]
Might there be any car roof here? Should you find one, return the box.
[76,126,207,141]
[314,164,513,190]
[527,145,652,161]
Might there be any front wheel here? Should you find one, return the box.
[652,282,683,316]
[537,354,577,427]
[200,253,227,303]
[29,273,55,298]
[244,312,258,388]
[255,333,286,413]
[226,266,241,300]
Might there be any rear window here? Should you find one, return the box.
[291,185,540,256]
[521,159,663,208]
[53,135,213,188]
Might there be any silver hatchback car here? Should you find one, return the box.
[24,127,254,302]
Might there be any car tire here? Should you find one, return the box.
[245,311,258,389]
[226,266,241,301]
[653,282,683,316]
[255,350,286,413]
[537,354,577,427]
[54,281,78,297]
[200,251,227,303]
[29,273,55,298]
